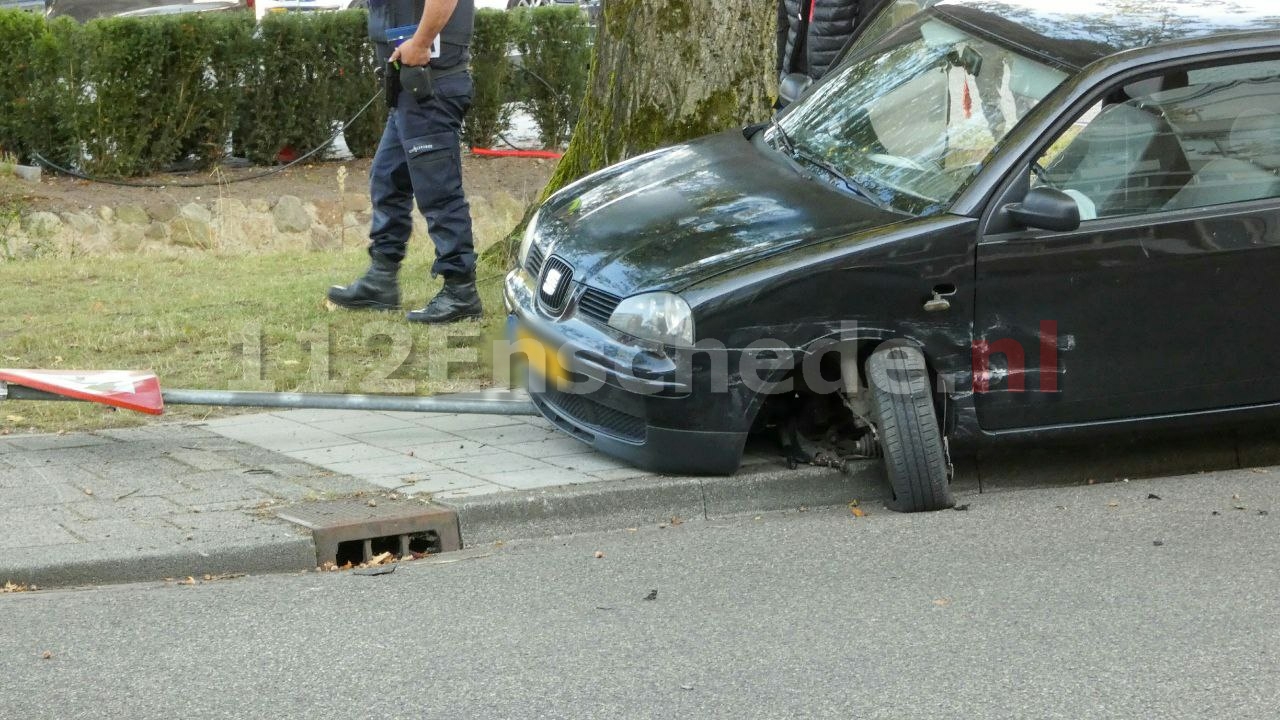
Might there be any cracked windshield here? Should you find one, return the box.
[773,15,1068,215]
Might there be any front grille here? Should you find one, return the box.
[578,287,622,325]
[538,256,574,313]
[539,386,646,443]
[525,244,546,277]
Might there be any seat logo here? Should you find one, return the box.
[542,267,564,296]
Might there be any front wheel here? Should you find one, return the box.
[866,345,954,512]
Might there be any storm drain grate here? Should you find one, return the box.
[275,498,461,566]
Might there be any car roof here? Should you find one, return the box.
[933,0,1280,69]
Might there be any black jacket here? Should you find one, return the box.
[777,0,879,81]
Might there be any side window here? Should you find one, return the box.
[1031,58,1280,221]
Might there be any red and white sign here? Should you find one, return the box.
[0,369,164,415]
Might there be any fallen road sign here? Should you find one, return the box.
[0,369,164,415]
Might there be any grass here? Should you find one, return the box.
[0,248,514,433]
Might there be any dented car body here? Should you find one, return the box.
[505,0,1280,484]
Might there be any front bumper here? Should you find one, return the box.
[504,269,751,476]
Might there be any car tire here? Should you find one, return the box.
[866,344,954,512]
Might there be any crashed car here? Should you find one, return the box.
[506,0,1280,511]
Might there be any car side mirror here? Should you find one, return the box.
[778,72,814,108]
[1005,187,1081,232]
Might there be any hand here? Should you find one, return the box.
[390,36,432,67]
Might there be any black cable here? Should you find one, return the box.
[33,88,384,189]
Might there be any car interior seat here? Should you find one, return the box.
[1044,101,1193,217]
[1165,108,1280,210]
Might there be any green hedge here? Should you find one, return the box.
[511,5,591,149]
[462,7,519,150]
[0,6,589,176]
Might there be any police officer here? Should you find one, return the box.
[328,0,482,324]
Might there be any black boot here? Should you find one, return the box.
[406,273,484,324]
[327,253,401,310]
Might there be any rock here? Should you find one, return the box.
[12,164,40,183]
[309,225,339,251]
[248,198,270,213]
[149,204,178,223]
[21,212,62,238]
[273,195,311,233]
[113,226,146,252]
[144,221,169,240]
[342,192,371,214]
[115,204,149,225]
[214,198,248,220]
[96,205,114,221]
[169,217,215,248]
[59,212,98,235]
[179,202,212,224]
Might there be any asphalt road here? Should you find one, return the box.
[5,468,1280,719]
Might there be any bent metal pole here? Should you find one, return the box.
[2,383,537,417]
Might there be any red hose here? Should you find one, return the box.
[470,147,564,160]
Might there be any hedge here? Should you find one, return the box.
[510,5,591,149]
[0,6,590,176]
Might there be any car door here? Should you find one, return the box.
[974,56,1280,431]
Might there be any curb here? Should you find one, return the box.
[0,532,316,589]
[437,461,890,546]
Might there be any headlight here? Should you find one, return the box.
[607,292,695,347]
[517,209,541,270]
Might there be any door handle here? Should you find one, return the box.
[923,284,956,313]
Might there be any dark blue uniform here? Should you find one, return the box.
[367,0,476,279]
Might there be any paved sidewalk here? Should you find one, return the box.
[1,408,860,587]
[202,408,776,499]
[0,423,381,587]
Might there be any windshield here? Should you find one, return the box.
[772,14,1069,215]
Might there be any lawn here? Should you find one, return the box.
[0,248,513,433]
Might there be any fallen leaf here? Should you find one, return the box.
[643,589,658,601]
[849,500,866,518]
[368,551,393,566]
[932,597,952,607]
[181,576,196,586]
[83,488,94,496]
[5,414,25,423]
[593,551,605,559]
[41,651,53,660]
[680,684,694,691]
[3,581,30,593]
[366,499,377,507]
[1153,540,1164,547]
[626,528,638,533]
[1212,511,1221,516]
[1107,501,1119,508]
[1087,478,1097,485]
[1251,468,1269,474]
[1147,494,1161,500]
[953,504,970,511]
[1259,510,1270,516]
[670,516,683,526]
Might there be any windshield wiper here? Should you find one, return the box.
[768,114,798,158]
[791,145,887,209]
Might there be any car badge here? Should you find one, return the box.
[542,267,564,296]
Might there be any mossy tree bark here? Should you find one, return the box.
[543,0,778,195]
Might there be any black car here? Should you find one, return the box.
[506,0,1280,511]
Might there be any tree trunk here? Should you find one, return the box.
[544,0,778,194]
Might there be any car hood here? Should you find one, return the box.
[538,129,905,296]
